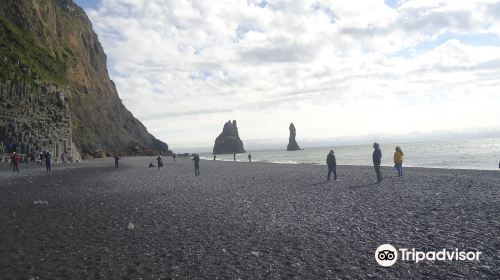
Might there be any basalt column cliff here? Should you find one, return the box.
[0,0,170,160]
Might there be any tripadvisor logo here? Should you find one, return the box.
[375,244,482,267]
[375,244,398,267]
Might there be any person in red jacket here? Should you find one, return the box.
[11,152,20,172]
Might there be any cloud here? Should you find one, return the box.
[84,0,500,149]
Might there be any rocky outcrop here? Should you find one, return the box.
[213,120,246,154]
[287,123,301,151]
[0,81,80,162]
[0,0,170,158]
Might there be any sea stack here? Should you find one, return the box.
[213,120,246,154]
[287,123,301,151]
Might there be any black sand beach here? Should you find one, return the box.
[0,158,498,279]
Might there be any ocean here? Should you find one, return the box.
[200,138,500,170]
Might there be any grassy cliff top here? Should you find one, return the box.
[0,0,93,87]
[0,15,67,85]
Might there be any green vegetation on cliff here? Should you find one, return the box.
[0,0,170,156]
[0,16,67,85]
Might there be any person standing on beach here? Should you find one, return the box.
[233,153,236,162]
[11,152,20,172]
[114,155,120,168]
[213,155,216,161]
[45,152,52,172]
[193,154,200,176]
[9,143,14,166]
[248,154,252,163]
[157,155,163,169]
[173,154,176,163]
[326,150,337,181]
[394,146,404,177]
[373,143,382,183]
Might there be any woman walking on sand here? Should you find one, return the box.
[394,146,404,177]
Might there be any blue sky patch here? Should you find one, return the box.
[74,0,101,10]
[390,32,500,57]
[384,0,400,9]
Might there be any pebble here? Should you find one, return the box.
[127,223,135,230]
[33,200,48,205]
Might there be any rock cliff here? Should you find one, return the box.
[0,0,170,160]
[213,120,246,154]
[287,123,301,151]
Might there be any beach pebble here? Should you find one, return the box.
[33,200,48,205]
[127,223,135,230]
[251,251,260,257]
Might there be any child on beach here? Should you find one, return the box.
[394,146,404,177]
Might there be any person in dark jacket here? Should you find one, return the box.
[372,142,382,183]
[45,152,52,172]
[326,150,337,181]
[248,154,252,163]
[11,152,20,172]
[193,154,200,176]
[157,155,163,169]
[114,155,120,168]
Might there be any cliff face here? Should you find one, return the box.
[213,120,246,154]
[0,82,79,160]
[287,123,300,151]
[0,0,169,159]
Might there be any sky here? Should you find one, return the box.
[75,0,500,151]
